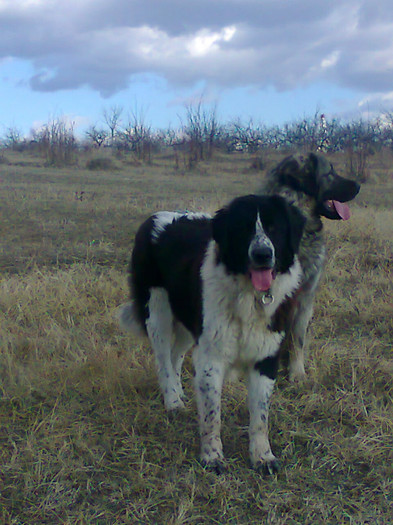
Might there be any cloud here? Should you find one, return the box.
[1,0,393,102]
[187,26,236,58]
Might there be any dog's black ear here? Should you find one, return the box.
[212,206,229,247]
[285,202,306,254]
[212,206,233,269]
[275,156,303,191]
[305,152,319,172]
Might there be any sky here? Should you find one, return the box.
[1,0,393,137]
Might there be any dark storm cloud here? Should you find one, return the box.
[1,0,393,104]
[88,0,333,36]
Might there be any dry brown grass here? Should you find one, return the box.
[0,149,392,524]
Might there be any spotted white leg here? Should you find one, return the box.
[193,345,226,472]
[247,357,279,474]
[146,288,185,410]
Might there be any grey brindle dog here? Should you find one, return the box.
[261,153,360,381]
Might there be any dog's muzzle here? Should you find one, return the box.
[248,243,276,293]
[318,177,360,220]
[250,246,274,267]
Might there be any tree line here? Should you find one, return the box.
[2,103,393,180]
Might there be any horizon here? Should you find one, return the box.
[2,97,389,143]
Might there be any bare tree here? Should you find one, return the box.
[280,112,322,152]
[379,112,393,149]
[3,126,24,150]
[32,116,76,166]
[103,105,123,145]
[226,118,264,153]
[340,119,376,182]
[85,125,108,148]
[179,99,221,166]
[119,105,154,162]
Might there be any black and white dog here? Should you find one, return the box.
[120,195,306,473]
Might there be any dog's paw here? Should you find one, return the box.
[289,361,306,383]
[201,457,227,475]
[253,458,280,475]
[164,389,186,411]
[165,398,186,411]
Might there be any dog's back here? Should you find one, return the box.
[123,212,212,338]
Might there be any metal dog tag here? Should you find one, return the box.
[261,293,274,305]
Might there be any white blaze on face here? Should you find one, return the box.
[248,213,275,292]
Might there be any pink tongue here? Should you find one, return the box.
[250,268,273,292]
[332,200,351,220]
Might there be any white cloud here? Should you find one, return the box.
[321,51,341,69]
[359,91,393,108]
[187,26,236,57]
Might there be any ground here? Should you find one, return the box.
[0,148,392,524]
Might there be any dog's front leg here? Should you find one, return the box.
[247,362,279,474]
[193,345,226,473]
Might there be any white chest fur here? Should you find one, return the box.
[200,241,302,370]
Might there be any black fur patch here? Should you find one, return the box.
[212,195,305,275]
[130,214,211,337]
[254,354,280,380]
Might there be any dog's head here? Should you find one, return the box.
[212,195,306,292]
[272,153,360,220]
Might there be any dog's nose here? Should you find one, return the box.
[353,181,361,194]
[251,246,274,267]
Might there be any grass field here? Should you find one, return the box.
[0,149,392,524]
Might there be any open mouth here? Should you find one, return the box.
[323,199,351,220]
[320,178,360,220]
[249,267,276,292]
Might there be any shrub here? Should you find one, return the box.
[85,157,115,170]
[32,117,77,166]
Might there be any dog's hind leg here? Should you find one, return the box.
[287,292,314,381]
[276,283,318,382]
[146,288,185,410]
[286,259,325,381]
[171,322,194,400]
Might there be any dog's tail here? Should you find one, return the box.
[118,301,147,338]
